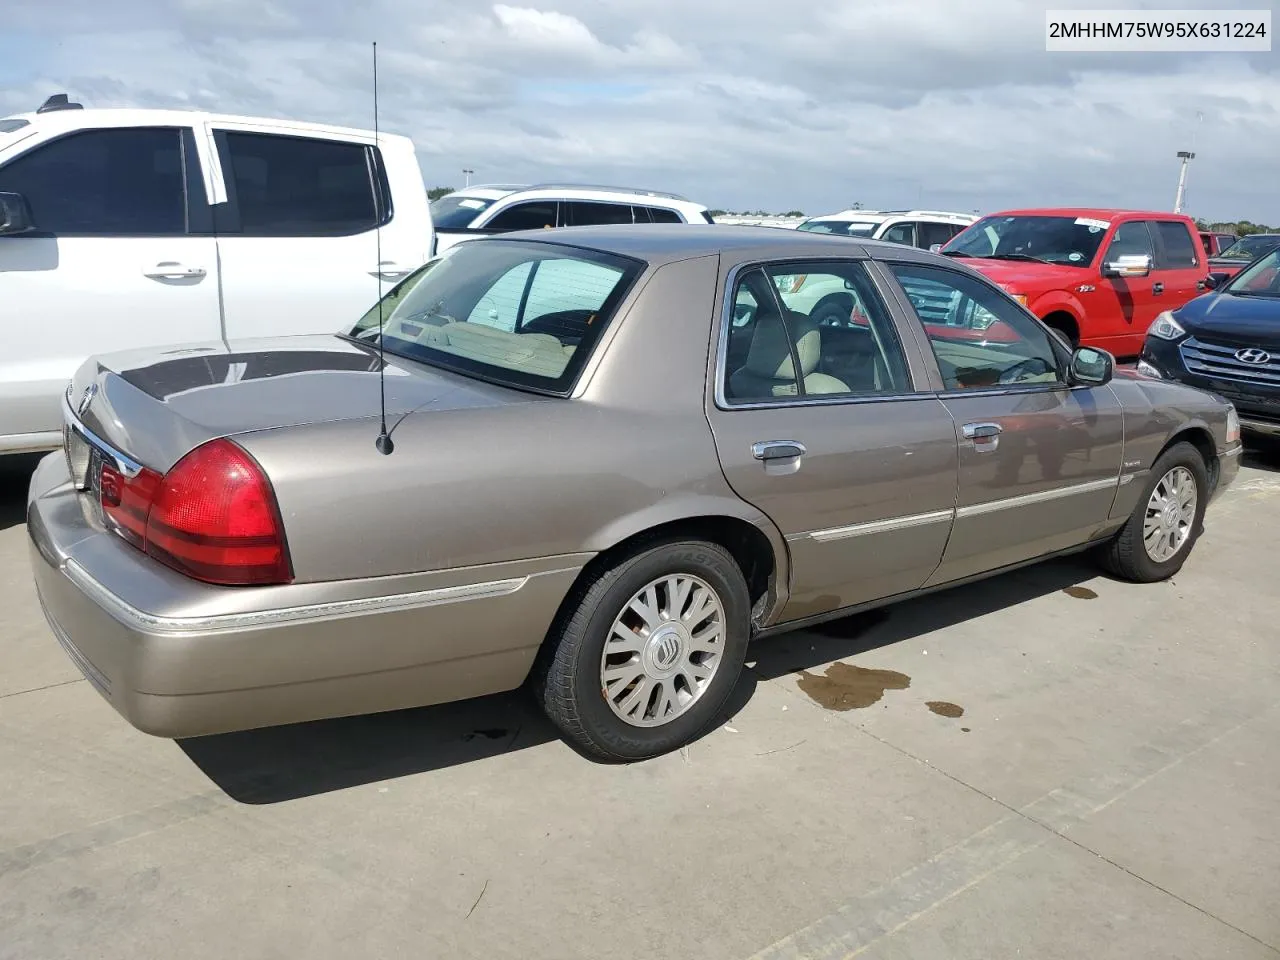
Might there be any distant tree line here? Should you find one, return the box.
[428,186,455,200]
[1195,218,1277,235]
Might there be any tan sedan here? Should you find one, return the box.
[29,225,1241,761]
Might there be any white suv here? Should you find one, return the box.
[796,209,977,250]
[430,184,713,254]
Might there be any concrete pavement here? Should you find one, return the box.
[1,450,1277,959]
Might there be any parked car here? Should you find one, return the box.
[941,208,1210,359]
[796,209,977,250]
[430,183,713,255]
[1208,233,1280,281]
[30,226,1241,761]
[0,95,434,457]
[1138,245,1280,442]
[1200,231,1237,258]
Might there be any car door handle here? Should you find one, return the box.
[370,261,414,281]
[962,422,1002,452]
[143,262,207,280]
[1152,282,1165,295]
[752,441,806,461]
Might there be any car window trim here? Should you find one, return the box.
[0,125,197,239]
[876,258,1076,395]
[711,256,936,412]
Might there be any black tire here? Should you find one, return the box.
[534,539,751,762]
[1098,441,1209,583]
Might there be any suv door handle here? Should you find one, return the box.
[144,262,207,280]
[370,261,414,281]
[1152,282,1165,295]
[752,440,806,461]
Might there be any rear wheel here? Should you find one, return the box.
[535,539,750,762]
[1098,441,1208,582]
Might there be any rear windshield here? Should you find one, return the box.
[945,215,1108,266]
[345,240,643,394]
[430,194,497,229]
[797,219,878,237]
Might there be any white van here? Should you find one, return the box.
[0,95,434,455]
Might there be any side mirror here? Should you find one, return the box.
[1069,346,1114,387]
[1204,271,1229,290]
[0,191,34,235]
[1101,253,1152,279]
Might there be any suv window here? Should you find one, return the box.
[880,222,916,246]
[0,127,185,235]
[918,222,956,249]
[485,201,559,231]
[1104,221,1155,263]
[646,206,683,223]
[723,261,911,402]
[220,132,381,236]
[347,240,640,393]
[1153,221,1200,269]
[889,263,1063,391]
[565,201,634,226]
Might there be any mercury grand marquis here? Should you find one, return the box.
[28,225,1241,761]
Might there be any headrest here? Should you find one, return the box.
[743,309,820,380]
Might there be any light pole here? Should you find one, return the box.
[1173,151,1195,213]
[463,168,474,188]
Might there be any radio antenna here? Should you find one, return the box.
[372,40,394,456]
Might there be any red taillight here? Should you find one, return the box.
[99,439,292,586]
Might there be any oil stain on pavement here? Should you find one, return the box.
[926,701,965,718]
[796,663,911,711]
[1063,585,1098,599]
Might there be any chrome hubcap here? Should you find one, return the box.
[600,574,725,728]
[1143,466,1197,563]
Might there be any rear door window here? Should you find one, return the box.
[218,131,382,236]
[484,201,560,231]
[918,222,955,249]
[564,200,634,226]
[646,206,683,223]
[1153,221,1201,269]
[879,221,916,246]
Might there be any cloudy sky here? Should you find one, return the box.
[3,0,1277,223]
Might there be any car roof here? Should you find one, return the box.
[805,209,977,224]
[479,223,936,266]
[441,183,707,211]
[0,106,411,144]
[988,207,1193,221]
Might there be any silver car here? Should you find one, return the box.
[28,226,1242,761]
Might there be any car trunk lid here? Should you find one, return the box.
[64,334,539,475]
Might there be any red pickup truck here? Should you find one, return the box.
[940,208,1210,359]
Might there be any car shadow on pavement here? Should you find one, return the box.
[0,454,42,532]
[179,555,1101,804]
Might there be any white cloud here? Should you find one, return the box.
[0,0,1276,222]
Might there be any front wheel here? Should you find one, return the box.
[1098,441,1209,582]
[534,540,751,762]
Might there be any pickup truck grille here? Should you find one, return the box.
[1180,337,1280,387]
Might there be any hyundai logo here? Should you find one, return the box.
[1235,348,1272,365]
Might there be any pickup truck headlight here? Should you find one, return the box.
[1148,311,1186,341]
